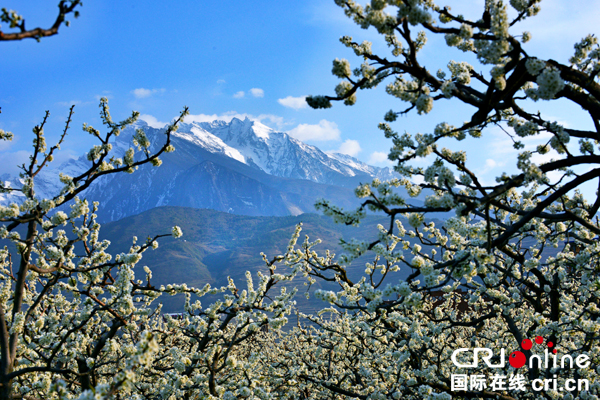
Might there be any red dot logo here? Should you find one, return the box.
[535,336,544,344]
[509,351,526,368]
[514,336,558,362]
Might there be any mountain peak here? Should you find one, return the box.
[249,120,271,140]
[230,116,252,127]
[133,119,149,128]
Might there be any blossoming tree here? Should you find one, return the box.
[0,102,302,400]
[3,1,600,399]
[275,0,600,398]
[0,5,302,399]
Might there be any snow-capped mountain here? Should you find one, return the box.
[177,118,396,185]
[0,118,399,221]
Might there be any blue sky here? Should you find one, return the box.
[1,0,600,195]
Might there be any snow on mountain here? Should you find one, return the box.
[176,126,247,164]
[0,117,400,221]
[0,156,90,206]
[326,152,396,181]
[181,117,396,185]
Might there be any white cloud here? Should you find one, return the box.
[485,159,497,168]
[278,96,308,110]
[217,79,226,84]
[52,149,79,165]
[131,88,166,99]
[139,114,168,128]
[368,151,393,166]
[287,120,340,141]
[485,127,554,157]
[233,91,245,99]
[257,114,287,129]
[250,88,264,98]
[336,139,362,157]
[478,158,507,176]
[0,134,15,152]
[412,175,425,185]
[0,150,30,176]
[132,88,152,98]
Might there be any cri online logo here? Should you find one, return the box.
[451,335,590,369]
[509,336,555,368]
